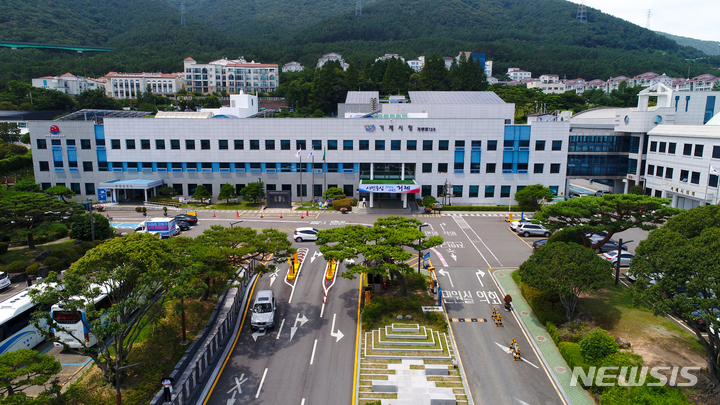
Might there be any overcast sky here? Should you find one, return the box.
[581,1,720,42]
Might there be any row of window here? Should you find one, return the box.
[40,182,95,195]
[96,138,563,152]
[37,139,93,150]
[648,141,716,158]
[39,160,564,174]
[646,164,718,187]
[419,184,560,199]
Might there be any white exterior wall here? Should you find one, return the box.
[32,76,104,96]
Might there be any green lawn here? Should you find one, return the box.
[181,202,261,210]
[1,240,77,264]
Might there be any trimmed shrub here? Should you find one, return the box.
[26,263,40,276]
[72,245,85,255]
[351,198,358,207]
[0,242,7,255]
[135,206,143,212]
[3,261,28,274]
[519,282,566,325]
[71,213,113,241]
[547,227,584,246]
[580,328,619,364]
[404,272,428,291]
[51,248,80,263]
[33,222,69,242]
[558,342,586,370]
[80,241,95,250]
[546,322,560,346]
[50,260,65,271]
[43,256,60,267]
[332,198,353,212]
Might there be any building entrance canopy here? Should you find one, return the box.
[358,180,419,194]
[98,179,165,203]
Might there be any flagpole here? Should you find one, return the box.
[299,155,303,204]
[312,155,315,200]
[323,151,327,198]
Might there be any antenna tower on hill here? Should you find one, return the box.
[355,0,362,16]
[576,1,587,23]
[181,3,187,27]
[646,9,652,29]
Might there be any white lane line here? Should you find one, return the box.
[276,318,285,340]
[255,368,268,399]
[310,339,318,365]
[301,399,305,405]
[320,302,325,318]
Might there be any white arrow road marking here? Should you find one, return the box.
[311,250,323,263]
[269,269,279,287]
[252,330,266,341]
[226,373,249,396]
[475,269,485,287]
[440,223,446,231]
[330,313,344,342]
[515,398,532,405]
[227,390,236,405]
[255,368,268,399]
[450,253,457,262]
[344,258,355,264]
[493,342,539,369]
[290,313,308,341]
[276,318,285,340]
[438,268,454,288]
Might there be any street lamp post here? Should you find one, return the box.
[418,223,429,274]
[230,220,243,228]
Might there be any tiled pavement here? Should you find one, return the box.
[493,269,595,405]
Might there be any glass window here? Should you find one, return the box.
[438,163,448,173]
[70,183,81,194]
[423,140,433,150]
[281,140,291,150]
[485,185,495,198]
[683,143,692,156]
[453,185,463,197]
[200,140,211,150]
[407,140,417,150]
[421,185,431,197]
[234,140,244,150]
[439,140,449,150]
[328,140,338,150]
[359,140,369,150]
[710,174,719,188]
[51,139,61,146]
[37,139,47,149]
[535,140,545,151]
[486,163,496,173]
[111,139,121,149]
[139,139,149,150]
[39,161,49,171]
[66,139,75,146]
[156,139,165,149]
[691,171,700,184]
[649,141,657,152]
[680,170,689,182]
[656,166,663,177]
[695,144,704,157]
[185,139,195,150]
[296,140,306,150]
[83,161,93,171]
[665,167,673,179]
[343,140,353,150]
[658,142,666,153]
[265,140,275,150]
[487,140,497,151]
[85,183,95,195]
[391,140,401,150]
[250,140,260,150]
[81,139,91,149]
[327,163,339,173]
[422,163,432,173]
[534,163,544,173]
[219,140,228,150]
[713,146,720,159]
[469,185,479,198]
[552,140,562,151]
[647,165,654,176]
[550,163,561,173]
[375,140,385,150]
[312,140,322,150]
[437,185,444,197]
[668,143,676,154]
[500,185,511,198]
[343,184,354,197]
[455,140,465,147]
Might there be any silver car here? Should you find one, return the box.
[250,290,276,331]
[294,227,319,242]
[516,223,551,237]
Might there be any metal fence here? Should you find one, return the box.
[150,270,255,405]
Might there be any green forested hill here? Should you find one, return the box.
[0,0,717,83]
[656,31,720,56]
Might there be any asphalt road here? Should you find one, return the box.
[203,222,361,405]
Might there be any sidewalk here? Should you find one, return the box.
[493,269,595,405]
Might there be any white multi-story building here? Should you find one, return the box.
[507,68,532,81]
[527,81,567,94]
[183,57,279,95]
[407,56,425,72]
[376,54,405,63]
[28,91,571,207]
[317,53,349,71]
[539,74,559,84]
[282,62,304,73]
[32,73,106,96]
[105,72,184,100]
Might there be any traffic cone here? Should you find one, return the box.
[213,211,216,217]
[236,211,239,218]
[260,212,263,218]
[306,210,309,217]
[280,213,283,218]
[106,213,109,218]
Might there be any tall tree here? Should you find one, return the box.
[217,182,237,203]
[75,88,120,110]
[239,181,265,204]
[419,55,449,91]
[192,184,211,203]
[316,216,443,296]
[514,184,555,210]
[0,192,78,248]
[533,194,680,250]
[519,242,612,320]
[0,122,21,143]
[11,179,41,193]
[0,349,62,403]
[345,62,360,92]
[631,205,720,383]
[30,233,194,384]
[309,60,348,115]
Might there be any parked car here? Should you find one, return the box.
[175,220,191,231]
[516,223,551,237]
[250,290,276,331]
[691,306,719,332]
[601,250,635,266]
[625,270,658,284]
[0,272,10,290]
[174,214,197,225]
[294,227,319,242]
[510,218,532,232]
[593,239,628,253]
[532,239,547,250]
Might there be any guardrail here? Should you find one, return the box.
[149,271,255,405]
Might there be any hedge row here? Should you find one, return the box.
[518,281,566,326]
